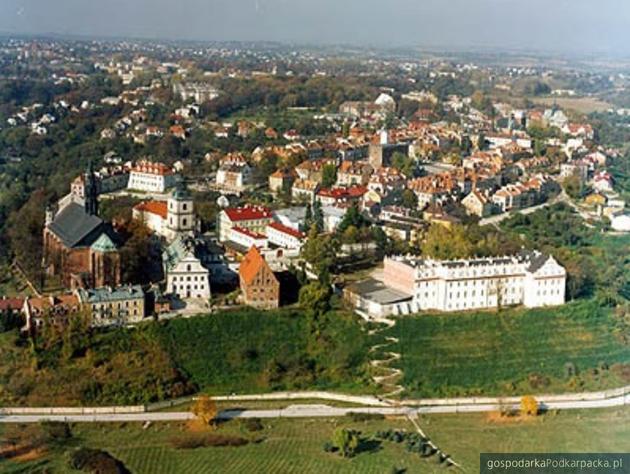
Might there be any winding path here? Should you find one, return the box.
[367,317,405,400]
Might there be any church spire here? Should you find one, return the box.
[84,159,99,216]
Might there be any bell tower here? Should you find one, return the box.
[167,182,194,234]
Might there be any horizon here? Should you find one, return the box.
[1,0,629,58]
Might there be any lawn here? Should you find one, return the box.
[3,407,630,473]
[383,300,630,398]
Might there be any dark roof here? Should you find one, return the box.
[48,203,107,248]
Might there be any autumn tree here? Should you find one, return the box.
[193,395,218,426]
[520,396,538,417]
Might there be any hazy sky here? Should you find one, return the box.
[0,0,629,55]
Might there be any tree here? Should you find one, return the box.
[421,224,474,260]
[331,428,360,458]
[299,281,333,319]
[301,225,338,279]
[312,199,324,233]
[337,203,368,234]
[321,164,338,188]
[520,396,538,417]
[401,189,418,210]
[193,395,218,426]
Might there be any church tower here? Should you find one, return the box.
[167,182,194,236]
[84,159,99,216]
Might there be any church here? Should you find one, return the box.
[43,162,122,290]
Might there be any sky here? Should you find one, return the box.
[0,0,629,56]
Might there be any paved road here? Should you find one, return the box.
[2,393,629,423]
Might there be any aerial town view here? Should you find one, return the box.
[0,0,630,473]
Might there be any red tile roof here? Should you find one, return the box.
[132,160,173,176]
[134,200,168,219]
[239,246,272,286]
[268,222,306,239]
[317,185,367,200]
[224,206,273,222]
[0,297,24,312]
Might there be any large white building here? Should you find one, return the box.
[128,160,177,193]
[348,251,566,318]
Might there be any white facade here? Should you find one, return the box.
[166,255,211,300]
[266,223,305,250]
[383,251,566,313]
[128,162,177,193]
[228,227,268,250]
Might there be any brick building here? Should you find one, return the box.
[238,246,280,309]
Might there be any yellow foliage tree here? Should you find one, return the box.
[193,395,218,426]
[520,395,538,417]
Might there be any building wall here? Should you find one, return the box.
[166,255,211,299]
[241,265,280,309]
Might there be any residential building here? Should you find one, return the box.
[266,222,306,250]
[462,190,493,217]
[78,285,145,326]
[217,205,273,243]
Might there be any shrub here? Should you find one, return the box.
[244,417,264,432]
[347,412,385,422]
[40,421,72,443]
[67,447,130,473]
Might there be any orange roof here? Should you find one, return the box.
[239,246,272,286]
[134,200,168,219]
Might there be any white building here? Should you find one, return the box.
[132,186,195,241]
[162,236,211,300]
[128,160,177,193]
[266,222,306,250]
[380,251,566,314]
[228,226,268,250]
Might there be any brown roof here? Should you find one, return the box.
[239,246,272,286]
[134,200,168,219]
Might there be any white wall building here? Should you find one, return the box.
[128,160,177,193]
[162,236,211,300]
[380,251,566,313]
[266,222,306,250]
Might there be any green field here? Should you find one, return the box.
[383,300,630,398]
[3,407,630,473]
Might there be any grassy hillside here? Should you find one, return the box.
[155,308,372,394]
[383,300,630,398]
[0,308,372,406]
